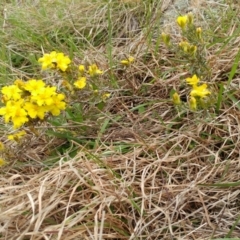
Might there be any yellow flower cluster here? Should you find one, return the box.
[179,41,197,55]
[172,75,211,110]
[38,51,71,72]
[186,74,211,110]
[38,51,109,101]
[163,13,200,53]
[73,64,103,90]
[0,79,66,129]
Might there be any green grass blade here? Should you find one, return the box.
[225,214,240,238]
[227,48,240,86]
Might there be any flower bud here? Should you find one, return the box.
[161,32,171,46]
[189,97,197,110]
[196,27,202,39]
[172,92,181,105]
[187,12,194,25]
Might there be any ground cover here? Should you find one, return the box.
[0,0,240,239]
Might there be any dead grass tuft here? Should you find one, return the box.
[1,0,240,239]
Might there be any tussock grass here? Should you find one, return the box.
[1,0,240,239]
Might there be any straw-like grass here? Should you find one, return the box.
[1,0,240,239]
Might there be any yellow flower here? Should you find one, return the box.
[79,65,85,75]
[1,85,22,101]
[190,84,211,98]
[88,64,103,77]
[177,15,188,29]
[31,86,57,106]
[172,92,181,105]
[48,94,66,116]
[11,106,29,129]
[0,158,6,167]
[38,51,58,70]
[24,102,48,119]
[186,75,200,86]
[55,53,71,72]
[38,51,71,71]
[24,79,45,94]
[74,77,87,89]
[0,105,12,123]
[120,56,135,66]
[14,79,25,89]
[0,100,24,124]
[189,97,197,110]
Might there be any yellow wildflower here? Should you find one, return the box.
[24,102,47,119]
[55,53,71,72]
[24,79,45,94]
[48,94,66,116]
[11,106,29,129]
[0,105,13,123]
[38,51,58,70]
[186,75,200,86]
[1,85,22,101]
[31,86,57,106]
[0,100,24,124]
[120,56,135,66]
[190,84,211,98]
[74,77,87,89]
[38,51,71,71]
[177,15,188,29]
[14,79,25,89]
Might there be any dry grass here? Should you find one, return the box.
[1,0,240,239]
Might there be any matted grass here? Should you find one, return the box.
[0,0,240,239]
